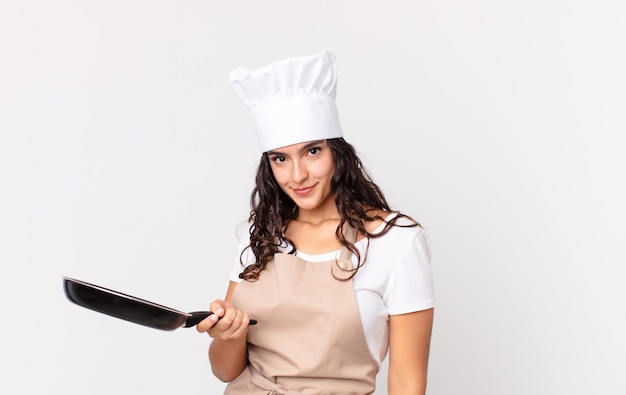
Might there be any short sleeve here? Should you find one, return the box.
[228,223,256,283]
[384,228,435,315]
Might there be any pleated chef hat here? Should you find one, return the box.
[228,49,343,152]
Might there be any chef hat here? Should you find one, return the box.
[228,49,343,153]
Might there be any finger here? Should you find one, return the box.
[213,307,237,331]
[230,312,252,339]
[196,313,219,333]
[209,309,245,340]
[209,300,227,318]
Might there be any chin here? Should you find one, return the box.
[294,203,318,211]
[292,199,321,212]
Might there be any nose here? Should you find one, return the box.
[291,160,308,184]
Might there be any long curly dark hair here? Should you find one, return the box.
[239,138,419,281]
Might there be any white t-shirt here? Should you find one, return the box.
[229,215,435,367]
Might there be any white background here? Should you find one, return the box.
[1,1,625,394]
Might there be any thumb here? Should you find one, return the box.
[209,299,228,318]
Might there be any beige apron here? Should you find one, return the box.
[224,231,379,395]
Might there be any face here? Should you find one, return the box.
[267,140,336,215]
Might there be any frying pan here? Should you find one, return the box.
[63,277,256,331]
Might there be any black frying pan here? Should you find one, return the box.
[63,277,256,331]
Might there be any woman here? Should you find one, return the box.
[197,50,434,395]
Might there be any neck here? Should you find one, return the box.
[294,198,340,226]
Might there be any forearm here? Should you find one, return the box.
[209,336,248,382]
[388,373,427,395]
[387,340,429,395]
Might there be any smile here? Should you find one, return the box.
[292,184,317,196]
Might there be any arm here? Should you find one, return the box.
[387,308,434,395]
[197,281,252,382]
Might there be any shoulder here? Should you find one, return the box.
[363,208,387,234]
[369,210,423,236]
[234,220,253,244]
[363,208,419,234]
[366,212,429,256]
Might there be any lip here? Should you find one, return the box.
[292,184,317,196]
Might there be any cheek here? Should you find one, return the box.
[317,159,336,180]
[270,166,289,185]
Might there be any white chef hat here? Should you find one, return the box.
[228,49,343,153]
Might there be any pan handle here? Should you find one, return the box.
[184,311,257,328]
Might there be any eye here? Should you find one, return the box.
[270,155,286,163]
[307,147,321,156]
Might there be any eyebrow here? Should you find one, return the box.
[267,140,324,156]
